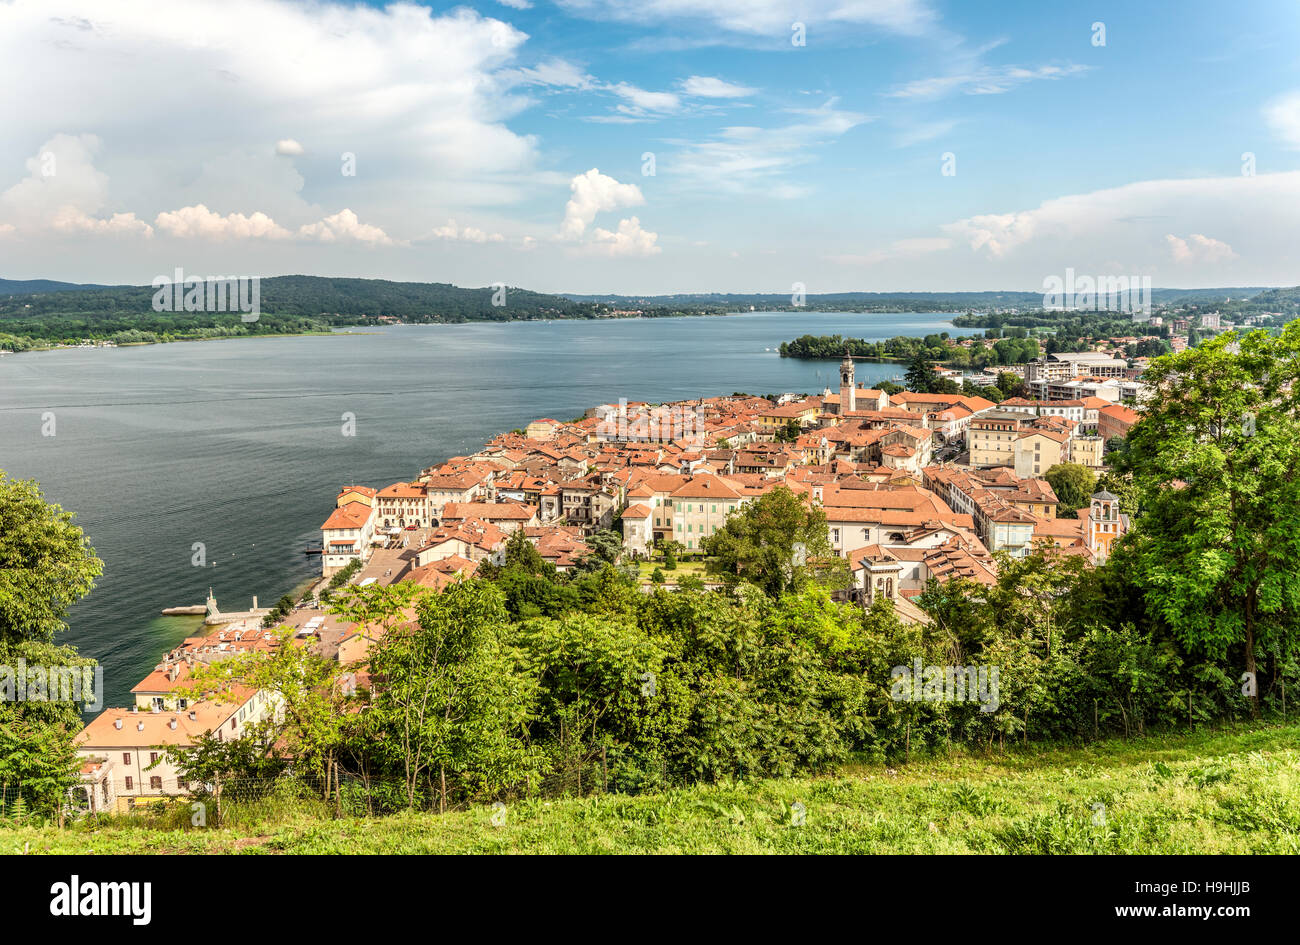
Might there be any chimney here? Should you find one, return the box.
[169,718,178,730]
[136,721,145,732]
[150,703,159,713]
[188,711,197,721]
[114,718,123,730]
[168,665,178,682]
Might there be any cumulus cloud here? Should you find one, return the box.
[155,204,291,240]
[298,209,403,246]
[560,169,645,239]
[680,75,756,98]
[51,209,154,238]
[0,0,540,256]
[426,219,505,243]
[1265,90,1300,149]
[1166,233,1236,264]
[0,134,152,236]
[587,216,660,256]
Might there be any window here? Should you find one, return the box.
[149,776,162,791]
[122,752,131,764]
[149,752,159,765]
[125,776,134,791]
[177,779,188,791]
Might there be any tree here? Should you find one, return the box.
[904,353,933,393]
[703,486,848,597]
[997,372,1027,399]
[0,472,103,646]
[1119,326,1300,715]
[585,529,623,565]
[368,580,534,810]
[1044,463,1098,517]
[775,418,802,443]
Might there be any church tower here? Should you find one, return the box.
[840,350,856,414]
[1086,491,1125,563]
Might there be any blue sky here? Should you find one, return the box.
[1,0,1298,292]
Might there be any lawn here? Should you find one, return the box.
[6,722,1298,854]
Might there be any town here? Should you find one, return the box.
[69,345,1144,812]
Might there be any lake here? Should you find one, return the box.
[0,311,966,706]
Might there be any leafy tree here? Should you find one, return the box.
[1044,463,1098,516]
[369,580,534,810]
[904,353,933,393]
[703,486,848,596]
[585,529,623,565]
[0,472,103,646]
[1119,326,1300,715]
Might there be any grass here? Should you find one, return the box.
[6,722,1299,854]
[635,558,708,583]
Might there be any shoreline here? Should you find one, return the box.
[0,309,977,357]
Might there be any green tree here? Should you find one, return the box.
[904,353,933,393]
[370,580,535,810]
[1119,326,1300,715]
[0,472,103,646]
[703,486,848,597]
[1044,463,1098,517]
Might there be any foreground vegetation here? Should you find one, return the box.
[7,722,1297,854]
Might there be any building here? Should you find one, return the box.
[1014,429,1066,478]
[74,689,281,813]
[1085,491,1128,563]
[967,410,1027,467]
[1097,403,1140,441]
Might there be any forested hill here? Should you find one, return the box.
[0,275,610,321]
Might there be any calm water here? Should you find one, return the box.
[0,311,964,706]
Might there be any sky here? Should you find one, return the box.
[1,0,1299,294]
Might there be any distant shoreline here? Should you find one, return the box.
[1,309,968,357]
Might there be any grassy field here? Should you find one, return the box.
[7,722,1299,854]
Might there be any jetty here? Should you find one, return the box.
[160,605,206,616]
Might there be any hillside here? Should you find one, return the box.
[9,722,1297,854]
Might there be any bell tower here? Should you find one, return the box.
[839,349,856,414]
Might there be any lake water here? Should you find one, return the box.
[0,311,964,706]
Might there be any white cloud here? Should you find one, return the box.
[556,0,938,38]
[0,0,541,256]
[505,58,594,89]
[426,219,505,243]
[680,75,756,98]
[298,209,403,246]
[1265,90,1300,149]
[665,99,869,196]
[587,216,660,256]
[0,134,153,236]
[497,0,533,8]
[155,204,291,240]
[560,169,645,239]
[609,82,681,117]
[887,63,1088,100]
[1166,233,1236,264]
[51,208,154,238]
